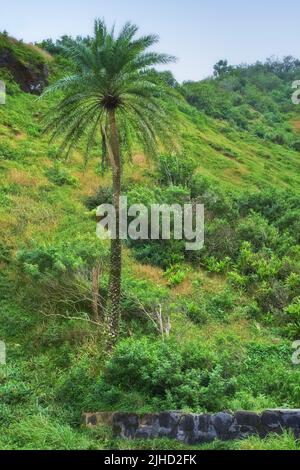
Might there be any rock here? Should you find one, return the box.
[158,412,180,438]
[235,411,261,427]
[139,413,159,427]
[112,413,139,439]
[196,430,218,444]
[198,414,212,433]
[212,412,237,440]
[82,412,115,427]
[158,411,180,429]
[272,410,300,437]
[177,414,197,443]
[196,415,217,444]
[234,411,261,437]
[180,414,196,433]
[0,48,49,94]
[85,409,300,443]
[135,426,158,439]
[261,410,282,435]
[137,414,160,439]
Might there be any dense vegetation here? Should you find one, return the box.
[1,31,300,450]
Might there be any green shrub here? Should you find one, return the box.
[85,186,113,210]
[16,236,100,280]
[204,256,232,274]
[164,264,189,287]
[181,300,209,325]
[236,212,280,252]
[89,338,235,412]
[46,164,78,187]
[157,154,197,187]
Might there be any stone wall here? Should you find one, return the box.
[83,410,300,444]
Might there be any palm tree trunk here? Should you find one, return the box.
[106,109,122,343]
[101,126,107,175]
[92,263,101,322]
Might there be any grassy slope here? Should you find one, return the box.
[1,37,300,449]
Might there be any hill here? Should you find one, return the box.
[1,34,300,450]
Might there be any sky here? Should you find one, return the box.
[0,0,299,82]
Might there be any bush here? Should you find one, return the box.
[191,175,238,219]
[164,264,189,287]
[16,236,101,280]
[181,300,209,325]
[203,256,232,274]
[202,219,238,261]
[157,154,197,187]
[46,164,78,187]
[88,338,236,412]
[236,212,280,252]
[85,186,113,210]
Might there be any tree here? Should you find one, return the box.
[42,19,178,342]
[213,59,231,78]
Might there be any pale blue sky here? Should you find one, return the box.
[1,0,299,82]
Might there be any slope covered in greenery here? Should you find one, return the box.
[1,34,300,449]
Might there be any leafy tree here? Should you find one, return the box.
[42,19,178,342]
[213,59,232,77]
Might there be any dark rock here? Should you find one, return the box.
[0,48,48,94]
[261,410,282,435]
[113,413,139,439]
[88,414,97,426]
[234,411,261,437]
[277,410,300,437]
[177,415,197,444]
[212,412,236,440]
[137,414,160,439]
[158,412,180,429]
[195,415,218,444]
[82,412,115,427]
[135,426,159,439]
[198,414,212,433]
[235,411,261,428]
[196,430,218,444]
[87,409,300,443]
[180,414,196,433]
[157,412,180,438]
[139,413,159,427]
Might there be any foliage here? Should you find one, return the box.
[1,30,300,451]
[182,57,300,149]
[42,20,180,160]
[45,164,78,187]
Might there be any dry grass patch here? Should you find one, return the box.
[198,270,227,294]
[75,169,101,197]
[132,263,168,286]
[7,168,47,187]
[132,153,148,167]
[27,43,53,61]
[172,276,193,296]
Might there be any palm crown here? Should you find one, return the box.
[43,19,178,159]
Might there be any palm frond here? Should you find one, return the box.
[42,19,179,162]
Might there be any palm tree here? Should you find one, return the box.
[43,19,178,342]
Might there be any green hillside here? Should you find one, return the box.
[1,33,300,450]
